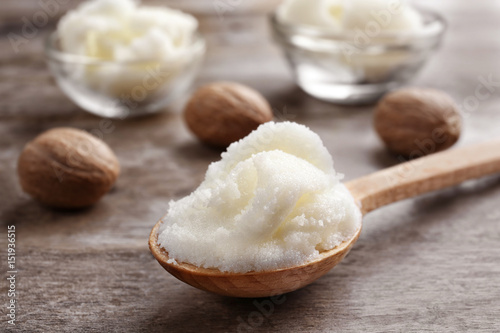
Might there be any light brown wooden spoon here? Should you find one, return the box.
[149,139,500,298]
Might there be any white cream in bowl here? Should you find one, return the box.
[56,0,201,102]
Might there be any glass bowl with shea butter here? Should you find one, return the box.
[270,0,446,105]
[45,0,206,118]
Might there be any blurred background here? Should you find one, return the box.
[1,1,499,332]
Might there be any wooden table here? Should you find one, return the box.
[1,1,499,332]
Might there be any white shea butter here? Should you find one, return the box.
[158,122,362,273]
[277,0,424,82]
[57,0,199,98]
[278,0,422,32]
[58,0,197,61]
[277,0,344,29]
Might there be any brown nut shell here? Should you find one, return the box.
[17,127,120,208]
[184,82,273,147]
[374,88,462,157]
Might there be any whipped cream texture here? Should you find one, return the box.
[158,122,362,273]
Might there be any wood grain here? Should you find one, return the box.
[346,139,500,214]
[1,0,500,332]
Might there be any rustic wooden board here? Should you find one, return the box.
[1,0,499,332]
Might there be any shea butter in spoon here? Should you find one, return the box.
[157,122,362,273]
[151,122,500,297]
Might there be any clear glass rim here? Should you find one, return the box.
[44,30,206,65]
[269,6,447,44]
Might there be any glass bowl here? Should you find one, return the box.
[45,31,206,118]
[270,8,446,105]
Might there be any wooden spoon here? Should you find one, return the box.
[149,139,500,298]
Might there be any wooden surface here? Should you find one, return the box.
[1,0,500,332]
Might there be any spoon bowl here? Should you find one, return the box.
[150,139,500,297]
[149,222,361,298]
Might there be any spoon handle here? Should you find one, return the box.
[345,139,500,215]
